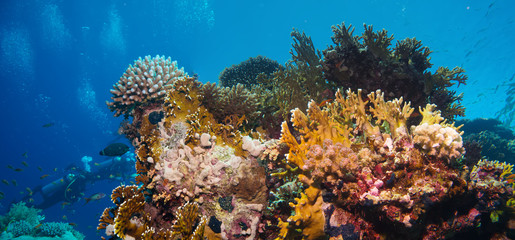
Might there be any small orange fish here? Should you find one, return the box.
[2,179,9,185]
[11,180,17,186]
[7,165,14,169]
[37,166,43,172]
[42,122,55,128]
[21,161,28,167]
[22,152,28,158]
[318,98,334,108]
[14,168,23,172]
[53,168,58,172]
[94,162,100,166]
[34,224,42,229]
[28,198,34,203]
[62,215,67,220]
[40,174,50,180]
[68,223,77,226]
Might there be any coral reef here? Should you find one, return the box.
[99,71,270,239]
[219,55,282,89]
[99,22,515,240]
[0,202,84,240]
[497,79,515,128]
[322,23,466,120]
[459,118,515,165]
[106,55,186,117]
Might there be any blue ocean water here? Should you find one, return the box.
[0,0,513,238]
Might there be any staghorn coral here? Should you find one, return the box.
[219,55,282,89]
[322,22,466,120]
[107,55,186,117]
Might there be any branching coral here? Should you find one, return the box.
[322,22,466,120]
[107,55,186,117]
[255,29,328,121]
[0,202,84,240]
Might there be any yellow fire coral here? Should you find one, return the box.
[276,89,469,238]
[277,186,325,240]
[281,99,351,169]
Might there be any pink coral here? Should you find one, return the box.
[302,139,358,183]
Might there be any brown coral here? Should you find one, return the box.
[322,22,466,120]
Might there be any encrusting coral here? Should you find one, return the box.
[99,21,515,239]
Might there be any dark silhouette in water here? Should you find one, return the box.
[457,118,515,140]
[99,143,129,156]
